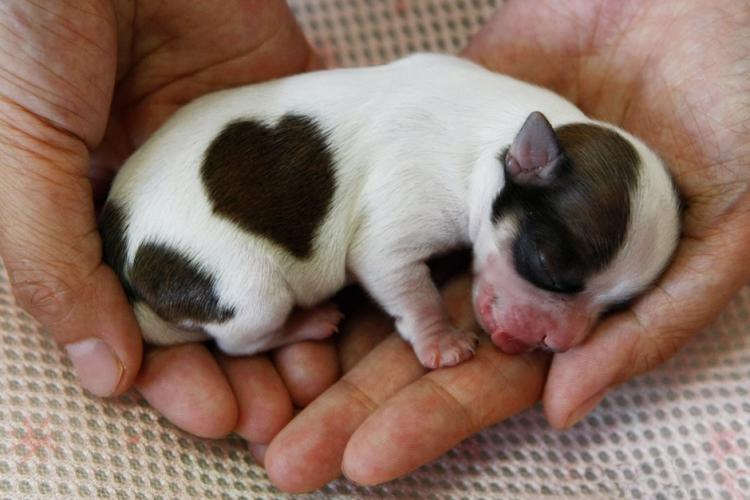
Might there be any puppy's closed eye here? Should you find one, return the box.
[602,297,636,317]
[514,233,584,295]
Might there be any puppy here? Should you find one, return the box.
[99,54,681,368]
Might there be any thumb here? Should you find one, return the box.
[0,105,142,397]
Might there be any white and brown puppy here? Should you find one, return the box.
[100,54,681,369]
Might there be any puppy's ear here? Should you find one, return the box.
[506,111,563,186]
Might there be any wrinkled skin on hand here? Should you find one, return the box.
[261,0,750,492]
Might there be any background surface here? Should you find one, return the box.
[1,0,749,498]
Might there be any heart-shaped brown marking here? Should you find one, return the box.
[201,114,336,259]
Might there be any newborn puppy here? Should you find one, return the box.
[100,54,681,368]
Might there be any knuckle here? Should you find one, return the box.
[8,265,76,326]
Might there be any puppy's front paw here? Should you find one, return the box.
[414,328,478,369]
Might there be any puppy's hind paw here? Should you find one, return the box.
[284,302,344,342]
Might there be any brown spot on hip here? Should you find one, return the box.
[100,203,232,325]
[129,243,235,324]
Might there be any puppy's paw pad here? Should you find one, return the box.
[415,329,478,369]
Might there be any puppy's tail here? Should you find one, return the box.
[133,302,210,345]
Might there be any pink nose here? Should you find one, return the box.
[487,303,587,354]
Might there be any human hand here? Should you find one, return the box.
[262,255,549,492]
[261,0,750,491]
[0,0,338,443]
[463,0,750,427]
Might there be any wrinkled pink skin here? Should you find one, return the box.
[473,252,596,354]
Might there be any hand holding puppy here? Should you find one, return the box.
[0,0,332,441]
[464,0,750,428]
[1,0,747,494]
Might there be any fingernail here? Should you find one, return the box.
[248,443,268,467]
[65,338,124,397]
[564,387,608,428]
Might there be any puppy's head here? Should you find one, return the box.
[473,112,681,354]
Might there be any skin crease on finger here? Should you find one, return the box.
[0,0,337,440]
[464,0,750,428]
[217,353,293,444]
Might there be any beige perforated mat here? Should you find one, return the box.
[2,1,749,498]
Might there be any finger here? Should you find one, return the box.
[264,274,505,492]
[272,339,340,407]
[218,353,293,444]
[265,334,425,493]
[135,343,237,438]
[544,209,750,429]
[342,342,549,485]
[264,279,439,492]
[0,104,142,397]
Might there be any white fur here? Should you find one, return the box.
[107,54,680,362]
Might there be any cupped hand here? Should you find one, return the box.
[463,0,750,427]
[0,0,338,442]
[262,0,750,491]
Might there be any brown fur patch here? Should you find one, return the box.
[493,123,640,293]
[201,114,336,259]
[129,243,235,323]
[552,123,640,260]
